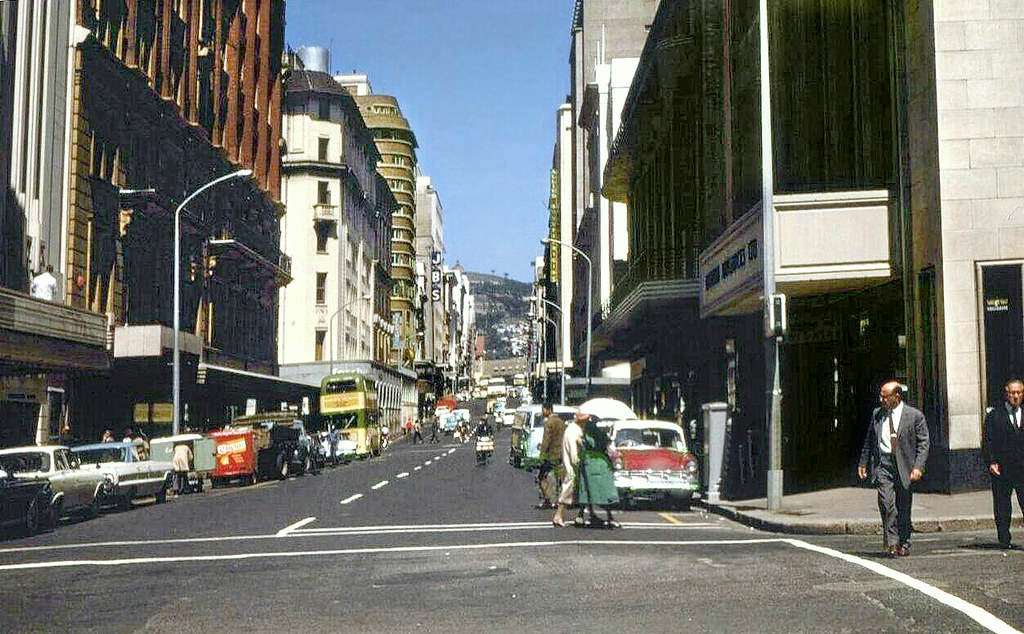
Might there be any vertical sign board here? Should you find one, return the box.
[548,168,559,282]
[430,249,442,303]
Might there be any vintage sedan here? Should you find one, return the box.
[0,446,112,519]
[610,420,699,509]
[509,404,575,470]
[71,441,174,508]
[0,468,52,535]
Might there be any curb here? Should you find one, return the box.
[698,500,1000,535]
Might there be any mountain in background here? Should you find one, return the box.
[465,271,531,360]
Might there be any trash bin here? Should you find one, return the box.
[701,402,729,504]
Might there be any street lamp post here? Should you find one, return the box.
[539,314,565,404]
[327,293,372,374]
[172,168,252,436]
[541,237,592,386]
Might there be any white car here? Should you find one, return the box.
[71,441,174,508]
[0,445,112,519]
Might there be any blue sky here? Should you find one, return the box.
[285,1,575,282]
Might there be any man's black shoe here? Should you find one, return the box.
[999,542,1021,550]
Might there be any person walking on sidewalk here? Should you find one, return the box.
[429,415,440,443]
[983,378,1024,550]
[858,380,930,558]
[536,403,565,510]
[412,419,424,444]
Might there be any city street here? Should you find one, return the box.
[0,421,1022,633]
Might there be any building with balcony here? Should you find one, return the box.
[599,0,1024,495]
[278,48,395,371]
[336,74,420,367]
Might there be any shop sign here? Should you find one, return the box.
[699,206,764,317]
[986,297,1009,312]
[430,250,442,302]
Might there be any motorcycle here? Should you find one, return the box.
[476,435,494,465]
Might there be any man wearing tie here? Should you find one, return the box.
[982,379,1024,550]
[858,380,930,557]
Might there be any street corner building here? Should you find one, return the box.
[545,0,1024,497]
[0,0,317,446]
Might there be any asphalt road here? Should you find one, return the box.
[1,416,1023,633]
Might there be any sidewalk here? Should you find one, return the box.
[699,486,1019,535]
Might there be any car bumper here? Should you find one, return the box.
[614,474,698,496]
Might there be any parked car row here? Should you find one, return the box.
[0,417,366,538]
[507,400,701,509]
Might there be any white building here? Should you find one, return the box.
[415,175,445,365]
[278,48,391,367]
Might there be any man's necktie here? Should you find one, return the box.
[888,412,897,448]
[1014,408,1020,430]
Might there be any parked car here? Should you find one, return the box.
[609,419,699,509]
[0,446,112,520]
[71,441,174,508]
[509,404,575,470]
[0,468,52,535]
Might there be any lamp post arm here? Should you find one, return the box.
[541,237,592,381]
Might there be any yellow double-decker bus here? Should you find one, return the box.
[320,373,381,457]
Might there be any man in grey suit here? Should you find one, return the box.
[858,380,930,557]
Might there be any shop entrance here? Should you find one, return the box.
[981,264,1024,406]
[0,400,40,446]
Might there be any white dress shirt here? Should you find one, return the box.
[1006,402,1021,429]
[878,402,904,454]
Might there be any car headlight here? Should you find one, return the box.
[103,472,118,485]
[684,460,698,475]
[613,458,623,470]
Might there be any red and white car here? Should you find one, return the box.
[610,420,699,509]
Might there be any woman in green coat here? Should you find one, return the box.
[575,417,620,528]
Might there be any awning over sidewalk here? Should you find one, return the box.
[196,363,318,403]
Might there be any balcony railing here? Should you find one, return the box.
[608,247,697,314]
[313,203,337,222]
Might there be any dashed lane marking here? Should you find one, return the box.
[276,517,316,537]
[425,460,432,465]
[413,466,422,471]
[396,472,409,479]
[447,448,457,454]
[370,480,389,490]
[340,494,363,505]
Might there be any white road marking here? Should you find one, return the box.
[413,466,422,471]
[396,472,409,479]
[340,494,363,505]
[785,538,1022,634]
[447,448,456,454]
[275,517,316,537]
[0,521,718,555]
[288,523,717,537]
[0,539,783,572]
[371,480,389,490]
[424,460,432,465]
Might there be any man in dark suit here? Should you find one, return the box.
[858,380,930,557]
[982,379,1024,549]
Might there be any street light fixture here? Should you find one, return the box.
[538,313,565,404]
[327,293,372,374]
[173,168,252,435]
[541,237,592,385]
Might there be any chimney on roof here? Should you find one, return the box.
[296,46,330,73]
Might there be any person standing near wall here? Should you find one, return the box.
[983,378,1024,550]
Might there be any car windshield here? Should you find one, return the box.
[615,428,686,451]
[0,452,50,473]
[74,447,127,464]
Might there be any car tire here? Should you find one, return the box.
[277,453,289,480]
[118,494,132,511]
[250,471,259,486]
[619,492,633,511]
[155,485,167,504]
